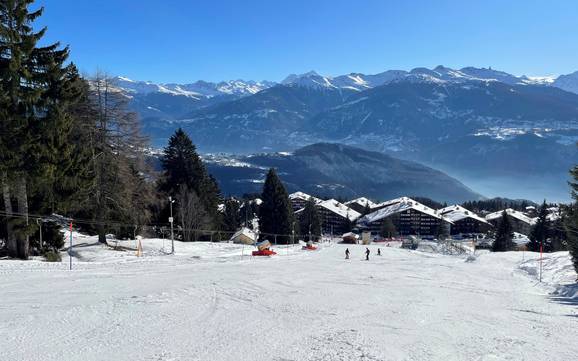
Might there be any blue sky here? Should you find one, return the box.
[36,0,578,83]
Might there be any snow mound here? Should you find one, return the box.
[519,252,577,300]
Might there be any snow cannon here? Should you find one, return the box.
[302,241,318,251]
[252,240,277,256]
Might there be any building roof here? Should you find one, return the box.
[230,227,257,242]
[289,191,321,203]
[359,197,451,224]
[485,208,536,225]
[372,196,415,210]
[438,205,490,225]
[345,197,377,209]
[318,199,361,221]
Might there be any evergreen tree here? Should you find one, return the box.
[380,217,397,238]
[159,128,206,196]
[564,160,578,275]
[259,168,294,244]
[299,197,321,242]
[492,211,515,252]
[528,200,551,252]
[0,1,82,259]
[158,129,222,236]
[222,198,241,232]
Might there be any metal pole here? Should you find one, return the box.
[169,196,174,254]
[69,221,73,271]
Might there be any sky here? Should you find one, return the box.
[35,0,578,83]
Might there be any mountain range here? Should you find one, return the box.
[201,143,480,203]
[118,66,578,202]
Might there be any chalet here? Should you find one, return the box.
[288,191,321,212]
[357,197,452,237]
[344,197,378,214]
[438,205,492,235]
[485,209,536,235]
[297,199,361,235]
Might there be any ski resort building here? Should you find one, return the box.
[485,209,536,235]
[296,199,361,235]
[289,191,322,212]
[344,197,378,214]
[438,205,492,235]
[357,197,452,237]
[317,199,361,234]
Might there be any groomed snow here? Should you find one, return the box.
[1,234,577,361]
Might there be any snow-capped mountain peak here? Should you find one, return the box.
[113,77,274,99]
[553,70,578,94]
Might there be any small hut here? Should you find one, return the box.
[230,227,257,245]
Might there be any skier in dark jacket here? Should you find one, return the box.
[345,248,350,259]
[365,248,370,261]
[377,248,381,256]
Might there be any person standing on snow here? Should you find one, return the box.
[377,248,381,256]
[365,248,370,261]
[345,248,350,259]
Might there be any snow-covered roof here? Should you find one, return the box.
[342,232,359,239]
[230,227,257,242]
[289,191,321,203]
[372,196,415,210]
[360,197,451,224]
[513,232,530,245]
[438,205,490,225]
[485,208,536,225]
[318,199,361,221]
[345,197,377,209]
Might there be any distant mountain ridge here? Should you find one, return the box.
[120,65,578,201]
[202,143,481,203]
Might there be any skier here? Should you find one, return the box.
[345,248,350,259]
[377,248,381,256]
[365,248,370,261]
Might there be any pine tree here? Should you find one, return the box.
[528,200,550,252]
[159,128,206,196]
[492,211,515,252]
[158,129,222,237]
[222,198,241,232]
[380,217,397,238]
[0,1,81,259]
[259,168,294,244]
[299,197,321,242]
[564,161,578,275]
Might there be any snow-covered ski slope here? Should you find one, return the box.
[1,236,577,361]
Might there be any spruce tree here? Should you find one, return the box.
[380,217,397,238]
[564,160,578,275]
[259,168,294,244]
[0,1,82,258]
[222,198,241,232]
[299,197,321,242]
[159,128,206,196]
[158,128,222,236]
[492,211,515,252]
[528,200,550,252]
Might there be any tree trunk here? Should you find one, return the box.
[1,171,17,258]
[15,177,29,260]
